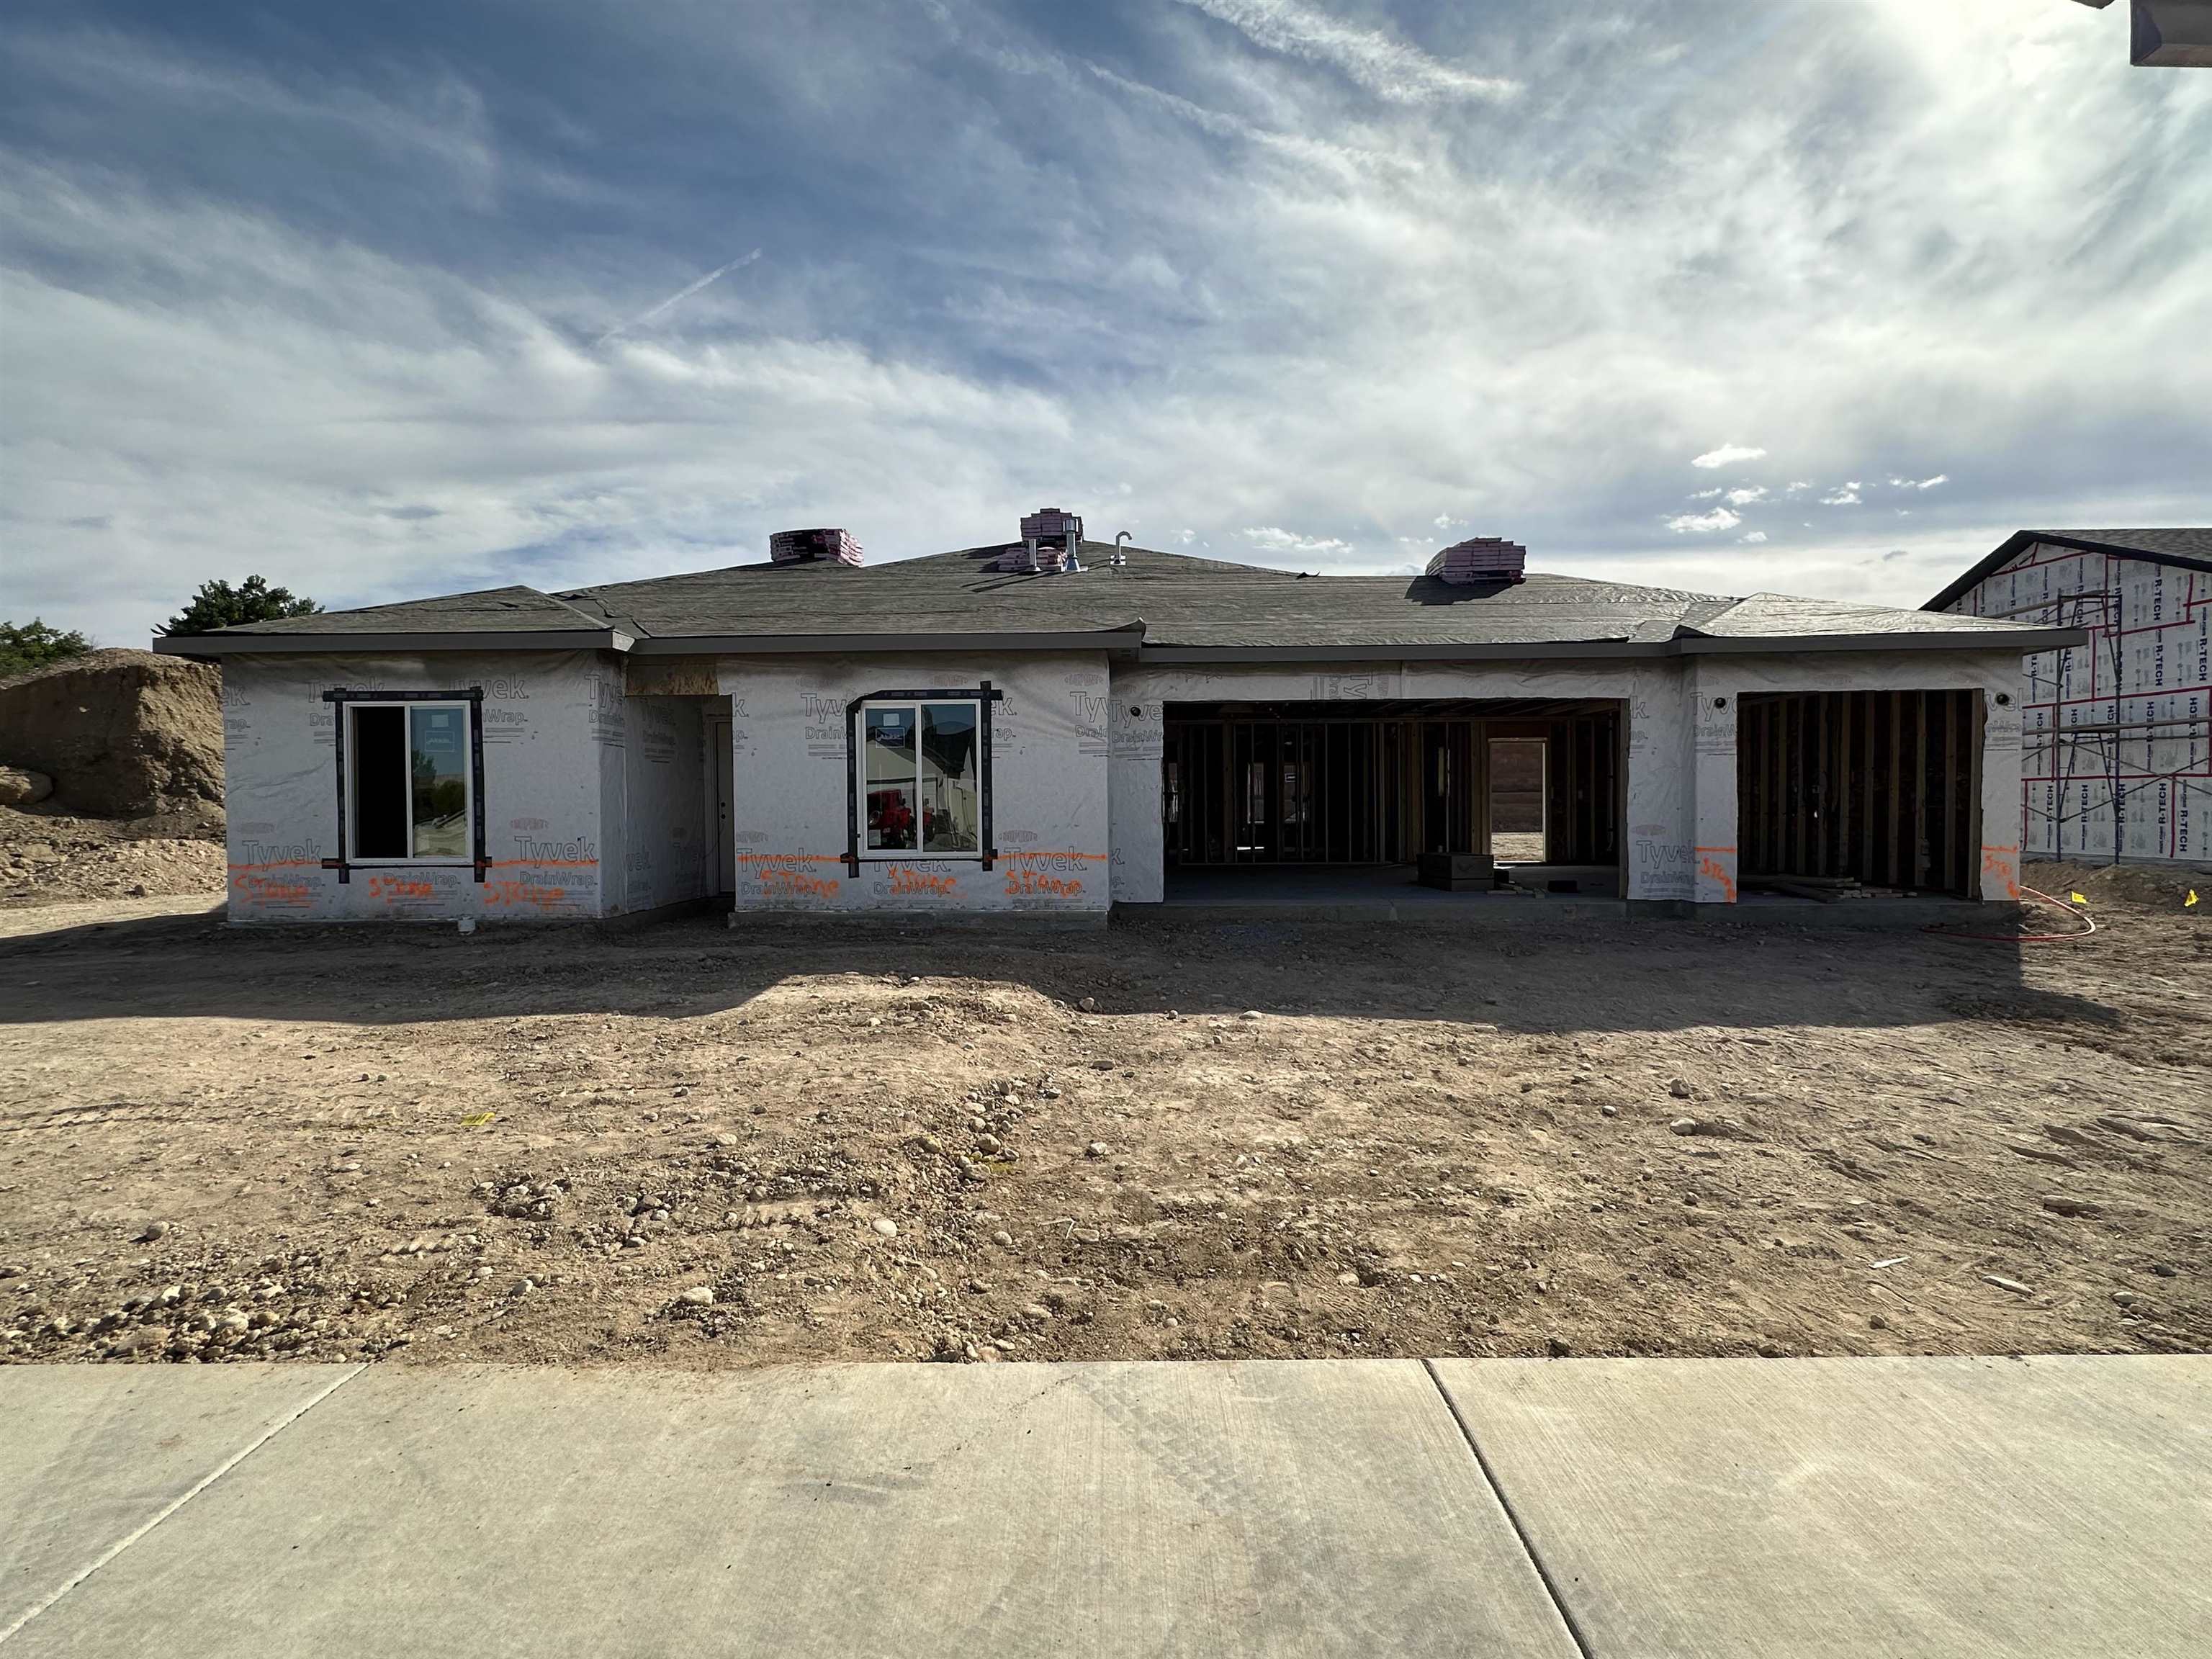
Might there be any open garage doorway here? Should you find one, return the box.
[1737,689,1982,901]
[1160,698,1622,904]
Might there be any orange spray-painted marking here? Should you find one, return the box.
[1694,845,1737,904]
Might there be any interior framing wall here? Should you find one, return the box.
[1945,544,2211,867]
[1689,652,2025,904]
[1113,662,1669,902]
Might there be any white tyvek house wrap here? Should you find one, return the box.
[1946,544,2211,867]
[221,652,624,922]
[718,653,1112,915]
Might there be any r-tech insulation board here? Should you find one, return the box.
[1946,541,2211,866]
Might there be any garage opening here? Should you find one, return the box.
[1737,689,1982,900]
[1161,698,1622,900]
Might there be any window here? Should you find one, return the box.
[856,698,982,857]
[347,701,475,863]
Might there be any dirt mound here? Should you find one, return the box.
[0,649,222,817]
[2024,859,2204,912]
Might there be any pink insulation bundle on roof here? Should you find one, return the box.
[768,528,864,567]
[1425,537,1527,585]
[1020,507,1083,542]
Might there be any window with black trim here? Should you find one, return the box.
[855,698,984,856]
[346,701,475,863]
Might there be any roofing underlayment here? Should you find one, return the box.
[159,544,2076,659]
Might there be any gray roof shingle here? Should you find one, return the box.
[160,541,2079,657]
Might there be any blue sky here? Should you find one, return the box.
[4,0,2208,644]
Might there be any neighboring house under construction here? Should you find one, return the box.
[1929,529,2212,868]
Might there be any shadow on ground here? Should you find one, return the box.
[0,900,2126,1039]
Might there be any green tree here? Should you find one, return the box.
[0,619,94,677]
[162,575,322,637]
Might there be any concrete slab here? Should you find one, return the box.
[6,1359,1577,1659]
[0,1364,357,1640]
[1431,1354,2212,1658]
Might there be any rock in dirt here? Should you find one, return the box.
[134,1220,170,1243]
[678,1286,714,1306]
[1546,1336,1571,1358]
[1668,1079,1694,1100]
[1981,1274,2036,1297]
[990,1229,1013,1247]
[0,766,53,808]
[871,1217,899,1238]
[1669,1117,1758,1141]
[2041,1195,2101,1218]
[1085,1141,1109,1159]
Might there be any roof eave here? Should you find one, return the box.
[153,629,634,657]
[1676,626,2087,655]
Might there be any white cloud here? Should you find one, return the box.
[1785,482,1814,495]
[1820,485,1863,505]
[1243,525,1354,556]
[1665,508,1743,534]
[1691,444,1767,469]
[1725,486,1768,505]
[1172,0,1520,104]
[1887,473,1949,490]
[1739,531,1768,544]
[1687,487,1723,500]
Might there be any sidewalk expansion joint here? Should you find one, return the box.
[0,1364,366,1647]
[1421,1358,1596,1659]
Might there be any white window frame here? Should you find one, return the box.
[346,699,477,866]
[852,696,986,862]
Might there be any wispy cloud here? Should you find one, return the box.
[1887,472,1948,490]
[1172,0,1519,104]
[1666,508,1743,534]
[1244,525,1354,556]
[1821,485,1863,506]
[1691,444,1767,469]
[1725,486,1767,505]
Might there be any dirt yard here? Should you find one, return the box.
[1,863,2204,1370]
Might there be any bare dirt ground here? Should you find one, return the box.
[1,863,2204,1370]
[1,804,225,907]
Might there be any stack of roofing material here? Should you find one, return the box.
[1020,507,1083,543]
[997,507,1085,573]
[1425,538,1528,585]
[768,528,864,567]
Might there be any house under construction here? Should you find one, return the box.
[156,516,2082,924]
[1929,529,2211,869]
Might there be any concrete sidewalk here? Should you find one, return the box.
[1,1357,2204,1657]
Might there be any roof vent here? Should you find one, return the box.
[769,528,863,567]
[1426,536,1527,585]
[997,507,1084,574]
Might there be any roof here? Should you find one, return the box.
[1925,529,2212,612]
[156,540,2082,662]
